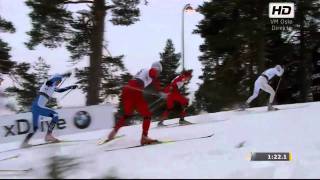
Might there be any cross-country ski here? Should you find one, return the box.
[104,133,214,152]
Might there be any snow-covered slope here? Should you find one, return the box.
[0,102,319,178]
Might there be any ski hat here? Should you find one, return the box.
[275,65,283,71]
[48,74,63,85]
[151,61,162,72]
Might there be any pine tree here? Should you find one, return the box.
[159,39,180,86]
[75,55,131,103]
[5,58,58,112]
[25,0,146,105]
[311,42,320,101]
[194,0,261,112]
[0,16,16,74]
[291,0,320,102]
[33,57,50,83]
[6,62,37,112]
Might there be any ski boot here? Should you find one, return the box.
[179,117,193,125]
[239,102,249,111]
[21,133,35,148]
[141,135,160,145]
[268,103,279,111]
[97,129,118,145]
[45,133,60,143]
[107,129,118,140]
[157,121,166,127]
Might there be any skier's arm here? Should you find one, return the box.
[55,85,78,93]
[170,75,185,93]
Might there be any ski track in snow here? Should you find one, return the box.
[0,102,319,178]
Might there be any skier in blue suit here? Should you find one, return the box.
[21,73,77,147]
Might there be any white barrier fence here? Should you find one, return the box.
[0,104,115,143]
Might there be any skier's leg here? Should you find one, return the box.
[22,105,59,145]
[114,101,134,131]
[31,106,40,133]
[158,94,174,126]
[158,110,169,126]
[35,106,60,142]
[246,79,261,105]
[174,93,192,124]
[261,83,275,104]
[46,111,59,133]
[137,99,152,137]
[21,106,39,147]
[260,80,277,110]
[109,86,134,139]
[175,93,188,115]
[136,93,158,145]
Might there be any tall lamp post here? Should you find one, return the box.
[182,3,194,71]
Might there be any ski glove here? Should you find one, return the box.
[159,92,168,99]
[69,85,78,89]
[55,85,76,92]
[62,72,72,78]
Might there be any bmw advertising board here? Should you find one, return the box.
[0,104,115,143]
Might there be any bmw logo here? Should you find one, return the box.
[73,111,91,129]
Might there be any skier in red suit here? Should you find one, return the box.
[106,61,165,145]
[158,70,193,126]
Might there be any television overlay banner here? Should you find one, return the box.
[0,104,115,143]
[269,2,295,19]
[268,2,295,31]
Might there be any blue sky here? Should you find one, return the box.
[0,0,206,107]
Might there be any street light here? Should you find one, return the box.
[182,3,195,71]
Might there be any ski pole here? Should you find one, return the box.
[126,85,162,97]
[274,77,282,103]
[149,97,164,109]
[275,77,282,94]
[58,78,67,88]
[129,98,164,119]
[60,89,73,101]
[58,71,73,88]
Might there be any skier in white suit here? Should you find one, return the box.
[0,76,5,97]
[242,65,284,111]
[0,76,3,86]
